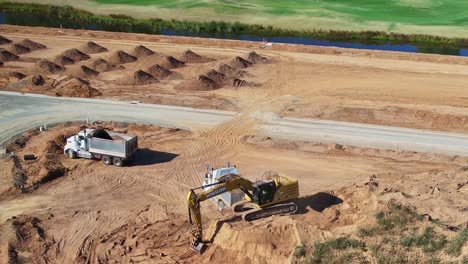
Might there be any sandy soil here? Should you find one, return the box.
[0,25,467,263]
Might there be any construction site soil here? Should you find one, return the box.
[0,25,467,263]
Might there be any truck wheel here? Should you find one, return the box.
[67,149,77,159]
[102,156,112,165]
[113,157,123,167]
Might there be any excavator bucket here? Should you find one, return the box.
[190,241,207,254]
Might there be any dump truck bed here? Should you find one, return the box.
[88,131,138,159]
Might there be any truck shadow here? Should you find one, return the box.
[130,148,178,166]
[295,192,343,214]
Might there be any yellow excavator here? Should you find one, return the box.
[187,172,299,253]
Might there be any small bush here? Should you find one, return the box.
[294,243,306,258]
[306,237,364,263]
[400,227,447,253]
[446,229,468,256]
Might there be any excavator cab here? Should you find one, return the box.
[252,181,277,206]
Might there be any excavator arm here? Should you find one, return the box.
[187,174,254,253]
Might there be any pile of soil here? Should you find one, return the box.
[216,63,247,78]
[7,74,46,89]
[56,77,102,98]
[87,58,116,72]
[2,71,26,81]
[246,51,269,64]
[174,75,220,91]
[36,59,64,74]
[17,39,46,50]
[158,56,185,69]
[107,50,137,65]
[7,43,30,55]
[67,65,99,78]
[0,61,3,67]
[232,78,262,88]
[229,56,252,69]
[61,48,90,62]
[0,35,12,45]
[116,70,159,85]
[205,69,227,85]
[53,55,75,66]
[132,45,155,58]
[180,49,212,63]
[80,41,108,54]
[146,64,173,79]
[0,49,19,61]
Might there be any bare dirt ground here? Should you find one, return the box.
[0,25,467,263]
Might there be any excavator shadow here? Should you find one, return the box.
[295,192,343,214]
[130,148,178,166]
[207,215,242,243]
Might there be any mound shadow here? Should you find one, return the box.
[295,192,343,214]
[130,148,178,166]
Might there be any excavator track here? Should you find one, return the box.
[242,202,297,221]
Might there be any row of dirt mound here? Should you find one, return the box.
[115,70,159,85]
[107,50,137,65]
[66,65,99,79]
[36,59,64,74]
[175,75,220,91]
[0,49,19,62]
[0,35,12,45]
[131,45,155,58]
[80,41,107,54]
[179,49,213,63]
[53,76,102,97]
[62,48,90,62]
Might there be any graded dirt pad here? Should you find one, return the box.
[174,75,220,91]
[35,59,64,74]
[246,51,270,64]
[158,55,185,69]
[86,58,116,72]
[17,39,46,50]
[131,45,155,58]
[180,49,213,63]
[115,70,159,86]
[146,64,174,79]
[66,65,99,79]
[55,77,102,98]
[229,56,253,69]
[0,35,12,45]
[0,49,19,62]
[53,55,75,66]
[7,43,30,55]
[79,41,108,54]
[107,50,137,65]
[61,48,90,62]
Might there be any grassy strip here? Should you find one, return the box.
[1,2,468,49]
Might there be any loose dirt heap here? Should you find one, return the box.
[146,64,174,79]
[53,55,75,66]
[0,35,12,45]
[36,59,64,74]
[205,69,227,85]
[79,41,108,54]
[116,70,159,85]
[61,48,90,62]
[7,43,30,55]
[174,75,220,91]
[216,63,248,78]
[180,49,212,63]
[66,65,99,79]
[6,74,46,90]
[87,58,116,72]
[1,71,26,81]
[158,56,185,69]
[55,77,102,97]
[0,61,3,67]
[246,51,269,64]
[107,50,137,64]
[132,45,155,58]
[229,56,253,69]
[0,49,19,62]
[17,39,46,50]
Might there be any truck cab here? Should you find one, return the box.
[202,165,244,209]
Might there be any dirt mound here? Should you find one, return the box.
[0,61,3,67]
[7,43,30,55]
[216,63,248,78]
[146,64,173,79]
[56,77,102,98]
[158,56,185,69]
[80,41,108,54]
[246,51,269,64]
[232,79,262,88]
[87,58,116,72]
[180,49,212,63]
[107,50,137,65]
[0,35,12,45]
[116,70,159,85]
[67,65,99,78]
[174,75,220,91]
[229,56,253,69]
[205,69,227,84]
[131,45,155,58]
[17,39,46,50]
[0,49,19,61]
[7,74,46,89]
[53,55,75,66]
[1,71,26,81]
[61,48,90,62]
[36,59,64,74]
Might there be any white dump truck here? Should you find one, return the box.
[64,128,138,167]
[202,164,245,209]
